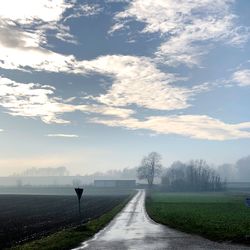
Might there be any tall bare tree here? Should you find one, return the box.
[137,152,162,188]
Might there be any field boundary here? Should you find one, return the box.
[9,192,136,250]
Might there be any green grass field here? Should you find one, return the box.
[146,192,250,245]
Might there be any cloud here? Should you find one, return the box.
[0,129,3,132]
[0,77,134,124]
[0,76,74,124]
[0,0,77,71]
[232,69,250,86]
[1,74,235,141]
[0,19,78,72]
[90,115,250,140]
[80,104,135,118]
[0,20,44,48]
[108,22,128,35]
[0,48,207,112]
[1,0,248,143]
[0,0,78,57]
[0,1,103,63]
[0,40,76,72]
[0,1,212,114]
[111,0,249,66]
[0,0,72,24]
[46,134,79,138]
[81,55,204,111]
[0,0,75,42]
[0,77,54,122]
[64,4,103,21]
[0,44,213,128]
[2,1,247,73]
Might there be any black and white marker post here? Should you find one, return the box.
[75,187,84,223]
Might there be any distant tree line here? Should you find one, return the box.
[217,155,250,182]
[161,160,223,191]
[12,166,69,176]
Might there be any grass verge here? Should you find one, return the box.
[145,192,250,245]
[10,194,134,250]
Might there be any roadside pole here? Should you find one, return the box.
[75,187,84,224]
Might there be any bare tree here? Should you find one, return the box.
[162,159,223,191]
[137,152,162,188]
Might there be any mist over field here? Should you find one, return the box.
[0,155,250,190]
[8,154,250,180]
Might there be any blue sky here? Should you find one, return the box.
[0,0,250,175]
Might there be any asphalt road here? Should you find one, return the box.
[73,189,249,250]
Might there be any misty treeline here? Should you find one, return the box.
[136,152,223,191]
[161,160,223,191]
[11,166,138,180]
[12,166,69,176]
[9,155,250,186]
[217,155,250,182]
[92,168,138,180]
[95,154,250,183]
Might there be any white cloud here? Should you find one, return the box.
[42,22,78,44]
[0,77,72,124]
[232,69,250,86]
[0,0,78,71]
[64,4,103,21]
[0,44,214,126]
[80,55,202,111]
[0,0,247,143]
[80,104,135,119]
[0,77,134,124]
[0,0,72,24]
[0,41,77,72]
[112,0,249,66]
[0,50,206,112]
[1,1,246,73]
[91,115,250,141]
[0,20,45,48]
[108,22,127,35]
[0,1,212,114]
[0,129,3,132]
[46,134,79,138]
[0,0,102,56]
[0,0,77,57]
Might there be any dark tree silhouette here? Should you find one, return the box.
[162,160,223,191]
[137,152,162,188]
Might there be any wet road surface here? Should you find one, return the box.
[73,189,249,250]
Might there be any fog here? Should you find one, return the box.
[1,155,250,187]
[217,155,250,182]
[12,166,69,177]
[0,166,140,187]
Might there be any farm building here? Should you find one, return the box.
[94,180,136,188]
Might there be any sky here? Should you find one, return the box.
[0,0,250,176]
